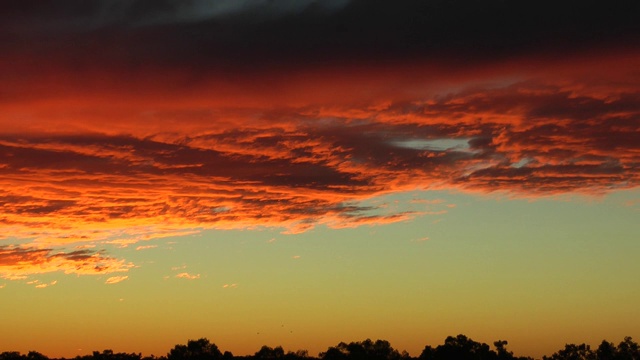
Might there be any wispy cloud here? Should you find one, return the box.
[75,244,96,249]
[35,280,57,289]
[105,276,129,284]
[135,245,158,251]
[175,272,200,280]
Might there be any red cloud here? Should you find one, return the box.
[1,2,638,287]
[0,48,637,276]
[0,246,133,280]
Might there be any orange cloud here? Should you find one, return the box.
[35,280,58,289]
[105,276,129,284]
[0,48,637,275]
[0,246,133,280]
[175,272,200,280]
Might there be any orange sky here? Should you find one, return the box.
[1,1,639,357]
[1,47,639,280]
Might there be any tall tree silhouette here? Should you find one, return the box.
[320,339,403,360]
[542,343,594,360]
[168,339,222,360]
[254,346,285,360]
[616,337,640,360]
[420,335,495,360]
[419,334,532,360]
[25,352,48,360]
[596,341,618,360]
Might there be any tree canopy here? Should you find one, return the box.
[1,335,638,360]
[168,339,222,360]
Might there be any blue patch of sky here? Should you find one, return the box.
[390,138,471,152]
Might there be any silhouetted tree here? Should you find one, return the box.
[616,337,640,360]
[494,341,511,360]
[72,350,141,360]
[2,333,638,360]
[25,352,48,360]
[284,350,310,360]
[542,343,594,360]
[0,352,25,360]
[428,335,496,360]
[596,341,617,360]
[320,340,401,360]
[418,334,533,360]
[320,344,348,360]
[254,347,285,360]
[418,345,435,360]
[168,339,222,360]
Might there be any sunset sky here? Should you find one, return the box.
[1,1,639,358]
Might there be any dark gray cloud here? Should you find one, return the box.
[1,0,351,33]
[2,0,638,72]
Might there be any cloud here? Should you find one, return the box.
[0,1,637,259]
[292,255,301,260]
[2,0,636,72]
[35,280,57,288]
[132,0,352,26]
[105,276,129,284]
[222,283,237,289]
[0,56,637,248]
[0,0,352,36]
[175,272,200,280]
[135,245,158,251]
[75,244,96,249]
[0,246,133,280]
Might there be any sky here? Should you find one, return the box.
[0,0,639,358]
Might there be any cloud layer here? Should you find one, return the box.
[1,1,638,279]
[1,61,637,244]
[0,246,133,280]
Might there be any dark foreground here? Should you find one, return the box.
[2,334,638,360]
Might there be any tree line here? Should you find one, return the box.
[1,334,638,360]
